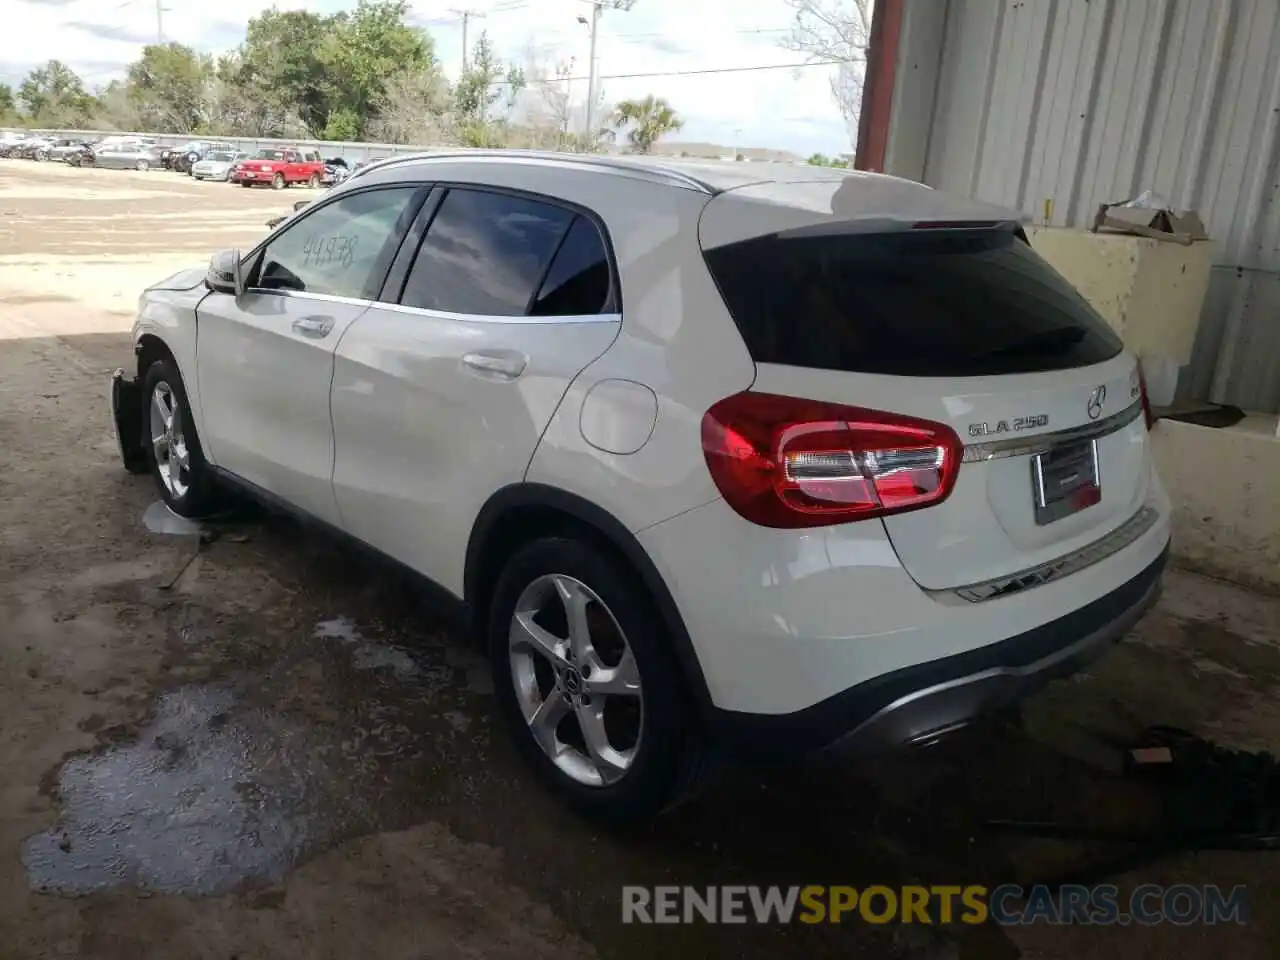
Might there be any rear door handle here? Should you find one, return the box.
[291,316,333,338]
[461,351,527,381]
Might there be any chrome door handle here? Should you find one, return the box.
[291,316,333,338]
[461,351,527,380]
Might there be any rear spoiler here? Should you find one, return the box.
[771,218,1029,242]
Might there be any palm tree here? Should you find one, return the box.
[610,95,683,154]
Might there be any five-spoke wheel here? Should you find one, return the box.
[490,537,707,821]
[141,358,219,517]
[149,381,190,500]
[509,573,644,787]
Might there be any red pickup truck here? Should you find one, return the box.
[231,147,325,189]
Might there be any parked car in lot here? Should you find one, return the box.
[110,152,1170,821]
[13,136,54,159]
[164,139,235,173]
[231,147,325,189]
[320,157,351,186]
[191,150,247,182]
[93,141,165,171]
[0,135,29,158]
[45,138,94,162]
[65,142,99,167]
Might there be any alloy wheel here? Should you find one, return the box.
[149,382,190,499]
[508,574,644,787]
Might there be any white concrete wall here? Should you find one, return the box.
[1153,416,1280,593]
[1026,226,1214,405]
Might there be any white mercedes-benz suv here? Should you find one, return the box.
[111,151,1170,820]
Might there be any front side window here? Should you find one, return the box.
[400,188,574,316]
[254,188,418,300]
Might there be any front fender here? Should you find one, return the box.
[133,280,213,462]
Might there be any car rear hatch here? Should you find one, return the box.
[699,181,1154,592]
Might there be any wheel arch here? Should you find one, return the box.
[465,482,712,713]
[135,332,176,383]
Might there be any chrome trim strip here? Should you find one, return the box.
[246,288,620,325]
[934,506,1160,603]
[248,288,370,308]
[962,399,1143,463]
[373,302,621,325]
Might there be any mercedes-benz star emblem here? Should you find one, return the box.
[563,667,583,696]
[1087,384,1107,420]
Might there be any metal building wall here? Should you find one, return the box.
[885,0,1280,413]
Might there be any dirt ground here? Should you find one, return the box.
[2,159,1279,960]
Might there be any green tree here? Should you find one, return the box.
[610,94,682,154]
[235,9,334,137]
[807,152,830,166]
[453,31,523,147]
[126,43,212,132]
[18,60,94,125]
[321,0,434,138]
[0,83,14,117]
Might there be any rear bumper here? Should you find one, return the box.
[708,544,1166,758]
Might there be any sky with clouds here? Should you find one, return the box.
[0,0,855,155]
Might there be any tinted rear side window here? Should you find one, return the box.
[702,227,1123,377]
[401,188,574,316]
[530,216,613,316]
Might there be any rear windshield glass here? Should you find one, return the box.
[702,227,1123,377]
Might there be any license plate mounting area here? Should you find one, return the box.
[1031,439,1100,525]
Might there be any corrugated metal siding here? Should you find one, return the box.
[901,0,1280,413]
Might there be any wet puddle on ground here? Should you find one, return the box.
[23,613,494,897]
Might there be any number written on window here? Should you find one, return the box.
[400,189,575,317]
[256,187,416,299]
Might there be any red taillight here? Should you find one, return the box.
[1137,361,1156,430]
[701,392,963,529]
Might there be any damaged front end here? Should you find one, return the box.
[111,368,150,474]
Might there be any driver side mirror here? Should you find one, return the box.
[206,248,245,297]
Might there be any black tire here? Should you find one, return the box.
[271,173,285,190]
[488,537,709,822]
[308,173,320,189]
[240,181,252,188]
[141,358,220,517]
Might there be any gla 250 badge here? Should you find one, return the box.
[968,414,1049,438]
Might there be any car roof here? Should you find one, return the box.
[349,149,1021,226]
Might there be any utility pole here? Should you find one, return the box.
[584,2,601,139]
[577,0,633,139]
[155,0,164,43]
[451,8,486,72]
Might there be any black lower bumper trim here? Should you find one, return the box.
[111,369,150,475]
[708,544,1169,760]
